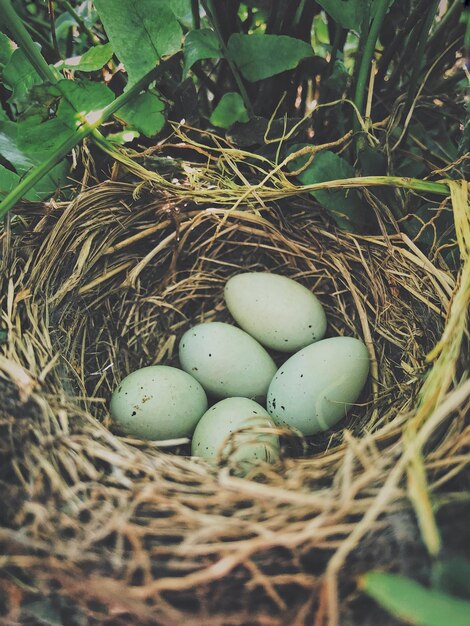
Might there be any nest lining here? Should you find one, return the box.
[0,178,469,626]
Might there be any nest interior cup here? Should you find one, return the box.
[0,181,467,626]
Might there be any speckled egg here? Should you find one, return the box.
[179,322,277,399]
[224,272,327,352]
[191,397,280,466]
[267,337,370,435]
[109,365,208,440]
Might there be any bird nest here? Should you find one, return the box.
[0,151,469,626]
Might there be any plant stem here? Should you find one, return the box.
[202,0,254,115]
[353,0,393,133]
[0,68,160,219]
[47,0,61,59]
[0,0,60,83]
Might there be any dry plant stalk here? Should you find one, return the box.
[0,151,468,626]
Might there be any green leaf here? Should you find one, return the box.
[316,0,369,31]
[0,119,69,199]
[17,116,72,163]
[227,33,313,82]
[288,148,365,231]
[24,160,70,201]
[0,160,68,202]
[170,0,193,26]
[0,163,20,197]
[56,79,115,128]
[0,32,15,69]
[0,121,35,172]
[115,91,165,137]
[57,42,113,72]
[93,0,183,83]
[362,572,470,626]
[210,92,249,129]
[183,29,221,77]
[3,47,42,105]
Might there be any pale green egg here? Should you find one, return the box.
[224,272,327,352]
[267,337,370,435]
[179,322,277,399]
[191,397,280,466]
[109,365,208,440]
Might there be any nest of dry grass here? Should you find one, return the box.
[0,145,469,626]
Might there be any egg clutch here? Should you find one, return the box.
[110,273,370,467]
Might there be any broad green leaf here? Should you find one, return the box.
[0,121,35,172]
[288,148,365,231]
[227,34,313,82]
[57,42,113,72]
[183,29,221,77]
[316,0,369,31]
[24,160,70,201]
[362,572,470,626]
[0,32,15,69]
[0,117,69,199]
[0,163,20,197]
[56,79,115,128]
[170,0,193,26]
[210,92,249,129]
[3,47,42,105]
[0,108,8,121]
[0,160,69,201]
[17,116,72,163]
[115,91,165,137]
[93,0,183,83]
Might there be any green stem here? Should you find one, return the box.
[0,0,60,82]
[202,0,254,115]
[353,0,393,132]
[0,68,160,219]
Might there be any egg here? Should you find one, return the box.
[224,272,327,352]
[267,337,370,435]
[179,322,277,399]
[191,397,280,466]
[109,365,208,440]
